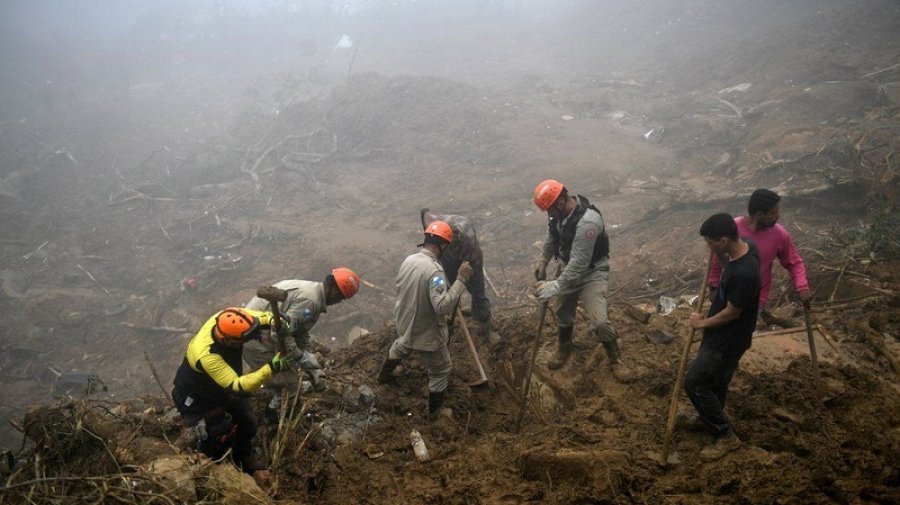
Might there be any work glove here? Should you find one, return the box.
[275,318,292,339]
[269,352,293,374]
[534,280,560,300]
[534,260,548,281]
[186,419,208,443]
[457,261,474,285]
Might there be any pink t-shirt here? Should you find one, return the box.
[708,216,808,307]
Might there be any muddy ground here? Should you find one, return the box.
[1,0,899,503]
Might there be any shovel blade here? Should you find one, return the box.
[468,378,489,388]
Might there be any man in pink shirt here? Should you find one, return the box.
[708,189,810,326]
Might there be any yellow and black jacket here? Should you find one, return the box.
[173,309,276,407]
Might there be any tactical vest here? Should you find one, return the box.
[548,194,609,266]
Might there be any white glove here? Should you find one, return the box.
[186,419,208,443]
[535,280,560,300]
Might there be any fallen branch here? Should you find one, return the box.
[361,279,384,292]
[609,269,646,298]
[753,326,807,338]
[815,324,842,354]
[76,263,110,295]
[144,352,170,398]
[830,258,852,302]
[121,323,191,334]
[292,421,324,459]
[22,241,50,261]
[715,97,743,118]
[861,61,900,78]
[818,296,886,310]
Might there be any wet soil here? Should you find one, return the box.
[1,0,899,503]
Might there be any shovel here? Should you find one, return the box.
[515,301,549,433]
[456,308,489,388]
[660,252,713,465]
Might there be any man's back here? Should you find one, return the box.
[422,211,481,265]
[394,250,446,351]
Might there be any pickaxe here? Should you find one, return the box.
[256,286,289,355]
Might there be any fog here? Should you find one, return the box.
[0,0,897,454]
[0,0,826,123]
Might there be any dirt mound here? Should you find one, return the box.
[6,295,899,504]
[229,73,511,173]
[2,2,899,503]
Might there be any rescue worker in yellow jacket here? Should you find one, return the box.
[172,307,292,482]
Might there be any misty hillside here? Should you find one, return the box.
[0,1,898,503]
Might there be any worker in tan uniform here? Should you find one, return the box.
[377,220,473,417]
[243,268,361,392]
[532,179,631,382]
[420,208,499,344]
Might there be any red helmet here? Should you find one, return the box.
[533,179,565,211]
[332,267,361,299]
[213,308,260,345]
[424,220,453,243]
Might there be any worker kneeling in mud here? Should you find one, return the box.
[172,307,293,486]
[243,268,361,402]
[377,221,473,419]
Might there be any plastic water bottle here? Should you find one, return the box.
[409,430,430,462]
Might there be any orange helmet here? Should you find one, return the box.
[213,307,260,345]
[533,179,565,211]
[424,220,453,243]
[332,267,361,299]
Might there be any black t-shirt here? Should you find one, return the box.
[701,239,761,356]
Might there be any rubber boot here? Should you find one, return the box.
[699,430,742,462]
[479,320,501,345]
[547,326,574,370]
[427,389,449,421]
[377,357,400,384]
[603,340,633,382]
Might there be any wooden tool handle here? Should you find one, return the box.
[257,286,289,355]
[661,252,713,463]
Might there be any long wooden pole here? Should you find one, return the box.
[457,308,489,386]
[515,301,549,433]
[661,253,713,464]
[802,301,821,393]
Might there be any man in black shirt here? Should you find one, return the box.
[685,213,761,462]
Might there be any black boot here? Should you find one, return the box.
[547,326,574,370]
[428,389,446,414]
[602,340,622,362]
[377,357,400,384]
[478,319,501,345]
[603,340,633,382]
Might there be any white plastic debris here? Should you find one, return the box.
[657,296,678,316]
[334,34,354,50]
[410,430,430,462]
[718,83,752,94]
[560,115,574,121]
[644,128,664,143]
